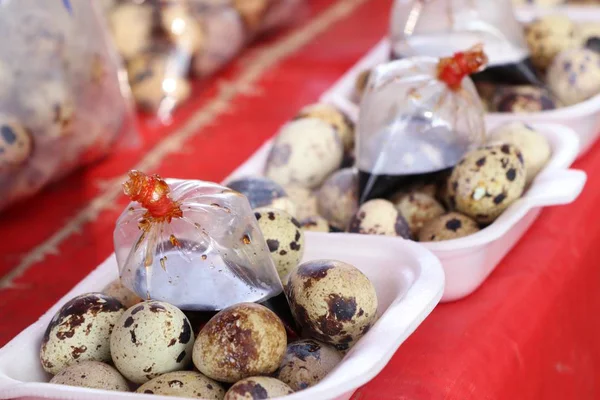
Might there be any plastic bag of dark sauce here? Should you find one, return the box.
[357,46,487,202]
[114,170,283,311]
[390,0,543,87]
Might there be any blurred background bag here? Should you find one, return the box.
[0,0,137,212]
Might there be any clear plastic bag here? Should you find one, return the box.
[390,0,542,86]
[357,47,487,202]
[114,171,283,311]
[106,0,303,122]
[0,0,137,212]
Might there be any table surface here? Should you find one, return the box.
[2,1,600,399]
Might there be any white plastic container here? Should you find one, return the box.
[226,122,586,302]
[320,7,600,156]
[0,232,444,400]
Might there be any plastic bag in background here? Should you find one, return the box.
[357,47,487,202]
[106,0,303,122]
[390,0,543,86]
[0,0,137,212]
[114,171,283,311]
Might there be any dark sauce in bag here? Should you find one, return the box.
[357,47,487,202]
[390,0,544,87]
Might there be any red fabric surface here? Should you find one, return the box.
[2,0,600,399]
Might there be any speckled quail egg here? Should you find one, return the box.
[347,199,411,238]
[127,52,191,112]
[489,122,551,185]
[286,260,378,351]
[547,48,600,106]
[227,176,297,217]
[491,85,559,113]
[225,377,293,400]
[136,371,225,399]
[109,3,154,60]
[296,103,354,153]
[102,279,143,309]
[161,4,205,54]
[0,118,33,171]
[110,301,194,384]
[18,80,74,138]
[49,361,129,391]
[283,184,318,221]
[40,293,125,375]
[254,207,304,281]
[388,181,438,202]
[300,216,330,232]
[193,303,287,383]
[275,339,342,391]
[525,15,579,71]
[265,118,344,189]
[578,22,600,47]
[418,212,480,242]
[393,191,446,237]
[448,144,526,224]
[233,0,270,33]
[317,168,358,231]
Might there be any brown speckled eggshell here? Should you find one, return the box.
[393,191,445,237]
[418,212,480,242]
[136,371,225,399]
[448,144,526,224]
[300,215,330,232]
[284,184,318,221]
[49,361,129,391]
[275,339,342,391]
[296,103,355,152]
[102,279,143,309]
[110,301,194,384]
[316,168,358,231]
[347,199,410,238]
[254,207,305,282]
[224,376,293,400]
[192,303,287,383]
[40,293,125,375]
[0,118,33,171]
[286,260,378,351]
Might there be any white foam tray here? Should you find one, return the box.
[226,122,586,302]
[320,8,600,157]
[0,233,444,400]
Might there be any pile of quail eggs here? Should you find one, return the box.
[476,14,600,112]
[105,0,298,113]
[41,252,378,398]
[252,102,551,242]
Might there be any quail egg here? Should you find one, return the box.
[228,176,297,217]
[491,85,559,113]
[317,168,358,231]
[286,260,378,351]
[489,122,551,185]
[296,103,354,153]
[0,117,33,171]
[224,377,293,400]
[579,22,600,47]
[547,48,600,106]
[40,293,125,375]
[275,339,342,391]
[348,199,411,238]
[161,4,205,54]
[102,279,143,309]
[109,3,154,60]
[265,118,344,189]
[254,207,304,281]
[418,212,480,242]
[127,51,191,112]
[49,361,129,391]
[448,144,526,224]
[18,80,75,138]
[299,216,330,232]
[283,184,318,221]
[393,191,446,237]
[110,301,194,384]
[525,15,579,71]
[136,371,225,399]
[193,303,287,383]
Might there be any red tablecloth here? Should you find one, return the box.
[2,0,600,399]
